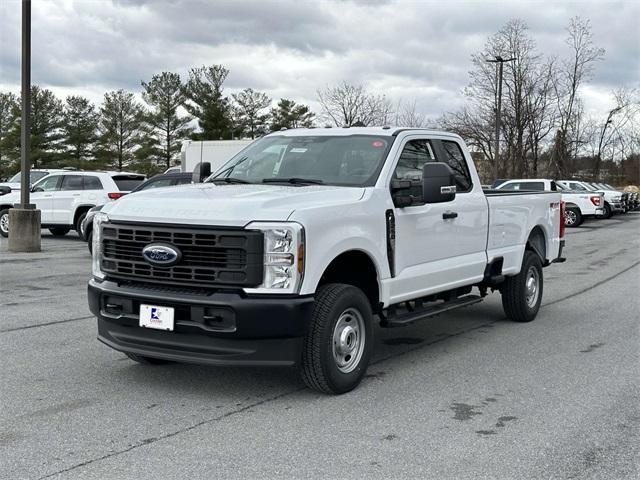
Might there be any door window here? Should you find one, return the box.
[393,139,435,203]
[60,175,84,191]
[440,141,473,192]
[34,175,62,191]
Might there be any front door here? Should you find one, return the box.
[30,174,63,223]
[388,136,488,304]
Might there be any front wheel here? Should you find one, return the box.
[501,250,543,323]
[602,202,612,219]
[301,284,373,394]
[0,209,9,237]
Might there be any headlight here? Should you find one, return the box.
[245,222,305,294]
[92,212,108,280]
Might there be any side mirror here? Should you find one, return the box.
[422,163,456,203]
[0,186,10,196]
[192,162,212,183]
[390,178,414,208]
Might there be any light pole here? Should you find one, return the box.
[486,55,515,181]
[9,0,41,252]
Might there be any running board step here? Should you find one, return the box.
[381,295,483,328]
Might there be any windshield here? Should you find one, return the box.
[210,135,394,187]
[8,171,49,183]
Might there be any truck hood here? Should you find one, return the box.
[102,183,366,226]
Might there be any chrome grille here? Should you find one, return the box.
[100,224,263,288]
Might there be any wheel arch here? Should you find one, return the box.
[73,205,95,228]
[315,249,381,312]
[526,225,547,264]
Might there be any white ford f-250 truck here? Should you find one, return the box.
[88,128,565,394]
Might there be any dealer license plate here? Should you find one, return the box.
[139,304,174,331]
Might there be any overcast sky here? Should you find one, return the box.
[1,0,638,121]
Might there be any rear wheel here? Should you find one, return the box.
[0,209,9,237]
[301,283,373,394]
[75,212,87,237]
[602,202,612,219]
[125,353,171,365]
[49,227,70,236]
[564,208,582,227]
[501,250,543,323]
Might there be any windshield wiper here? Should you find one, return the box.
[210,177,252,184]
[209,156,249,181]
[262,177,324,185]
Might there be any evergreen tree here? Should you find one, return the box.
[0,92,20,174]
[182,65,232,140]
[141,72,192,169]
[269,98,315,131]
[4,86,64,168]
[97,90,143,170]
[62,95,99,163]
[232,88,271,139]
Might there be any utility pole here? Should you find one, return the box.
[486,55,515,181]
[9,0,41,252]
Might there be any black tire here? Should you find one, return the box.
[301,283,373,394]
[125,352,171,365]
[564,207,583,227]
[501,250,543,323]
[75,212,87,237]
[49,227,71,236]
[87,230,93,254]
[0,208,9,238]
[602,202,612,219]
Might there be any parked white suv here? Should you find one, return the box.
[0,171,145,237]
[495,178,604,227]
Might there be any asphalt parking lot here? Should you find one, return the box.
[1,213,639,480]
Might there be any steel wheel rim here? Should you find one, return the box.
[525,266,540,308]
[0,213,8,234]
[565,210,576,225]
[332,307,365,374]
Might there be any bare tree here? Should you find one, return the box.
[316,82,393,127]
[592,88,637,177]
[394,99,427,127]
[550,17,605,176]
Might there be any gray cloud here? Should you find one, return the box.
[0,0,638,119]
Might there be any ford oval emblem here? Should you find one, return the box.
[142,243,181,267]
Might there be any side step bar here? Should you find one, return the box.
[380,295,484,328]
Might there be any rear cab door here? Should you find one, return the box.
[52,175,85,224]
[386,134,488,303]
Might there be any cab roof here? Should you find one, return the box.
[264,126,462,140]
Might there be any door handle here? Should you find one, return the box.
[43,194,53,197]
[442,211,458,220]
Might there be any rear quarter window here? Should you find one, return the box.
[83,176,103,190]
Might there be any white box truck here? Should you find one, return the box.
[177,140,253,174]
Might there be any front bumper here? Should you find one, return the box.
[610,202,624,213]
[88,279,314,366]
